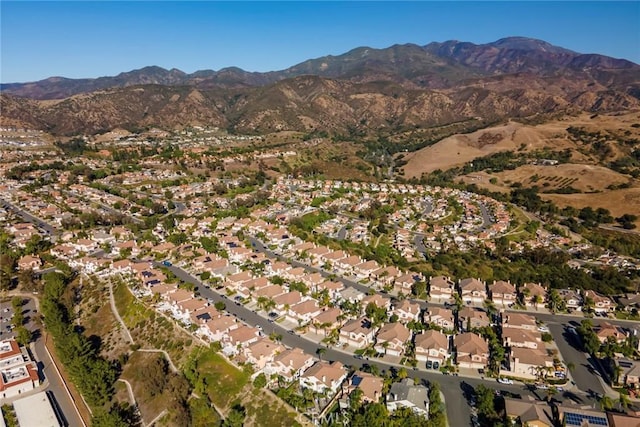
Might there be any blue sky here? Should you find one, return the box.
[2,1,639,83]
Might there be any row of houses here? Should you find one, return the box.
[429,275,615,313]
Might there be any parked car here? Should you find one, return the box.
[497,377,513,385]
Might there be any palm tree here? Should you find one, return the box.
[453,293,463,312]
[520,286,531,306]
[613,364,624,386]
[618,392,631,409]
[533,294,543,311]
[599,395,615,411]
[381,341,389,355]
[316,347,326,361]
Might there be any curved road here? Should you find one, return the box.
[158,249,604,426]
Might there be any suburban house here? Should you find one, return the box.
[414,330,450,366]
[286,299,322,326]
[458,307,491,332]
[393,272,423,295]
[617,293,640,312]
[489,280,517,306]
[386,378,429,417]
[596,323,628,344]
[200,315,239,342]
[424,307,455,332]
[223,325,261,355]
[392,300,421,323]
[615,359,640,388]
[362,294,392,311]
[17,255,42,271]
[371,266,402,286]
[459,278,487,304]
[311,307,344,336]
[558,289,583,312]
[374,322,411,357]
[454,333,489,369]
[344,371,384,404]
[502,313,537,331]
[428,276,456,301]
[333,255,364,276]
[314,280,344,300]
[299,361,348,394]
[557,406,609,427]
[519,282,547,308]
[241,338,286,370]
[339,317,376,349]
[265,348,315,383]
[505,347,554,380]
[502,328,543,350]
[584,290,614,313]
[504,398,554,427]
[339,287,365,304]
[272,291,304,315]
[354,260,381,280]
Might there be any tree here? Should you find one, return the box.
[349,388,363,412]
[316,347,326,361]
[474,384,499,425]
[18,269,39,293]
[411,281,426,297]
[14,326,31,346]
[223,403,246,427]
[397,367,408,380]
[145,357,168,397]
[599,395,615,411]
[214,301,226,311]
[253,373,267,389]
[546,289,564,313]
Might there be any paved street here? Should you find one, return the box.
[548,323,605,397]
[0,296,85,427]
[161,259,607,426]
[0,198,56,236]
[477,203,493,230]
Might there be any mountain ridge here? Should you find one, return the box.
[1,36,639,137]
[3,36,638,100]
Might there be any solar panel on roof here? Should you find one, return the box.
[564,412,608,426]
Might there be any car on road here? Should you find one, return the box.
[162,260,172,267]
[497,377,513,385]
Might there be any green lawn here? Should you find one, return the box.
[190,348,251,408]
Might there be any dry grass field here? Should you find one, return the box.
[402,111,640,178]
[465,163,630,193]
[543,188,640,220]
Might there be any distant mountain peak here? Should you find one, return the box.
[1,36,637,101]
[489,36,577,54]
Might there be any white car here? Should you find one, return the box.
[497,378,514,385]
[537,326,550,333]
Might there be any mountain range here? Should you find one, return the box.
[2,37,639,136]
